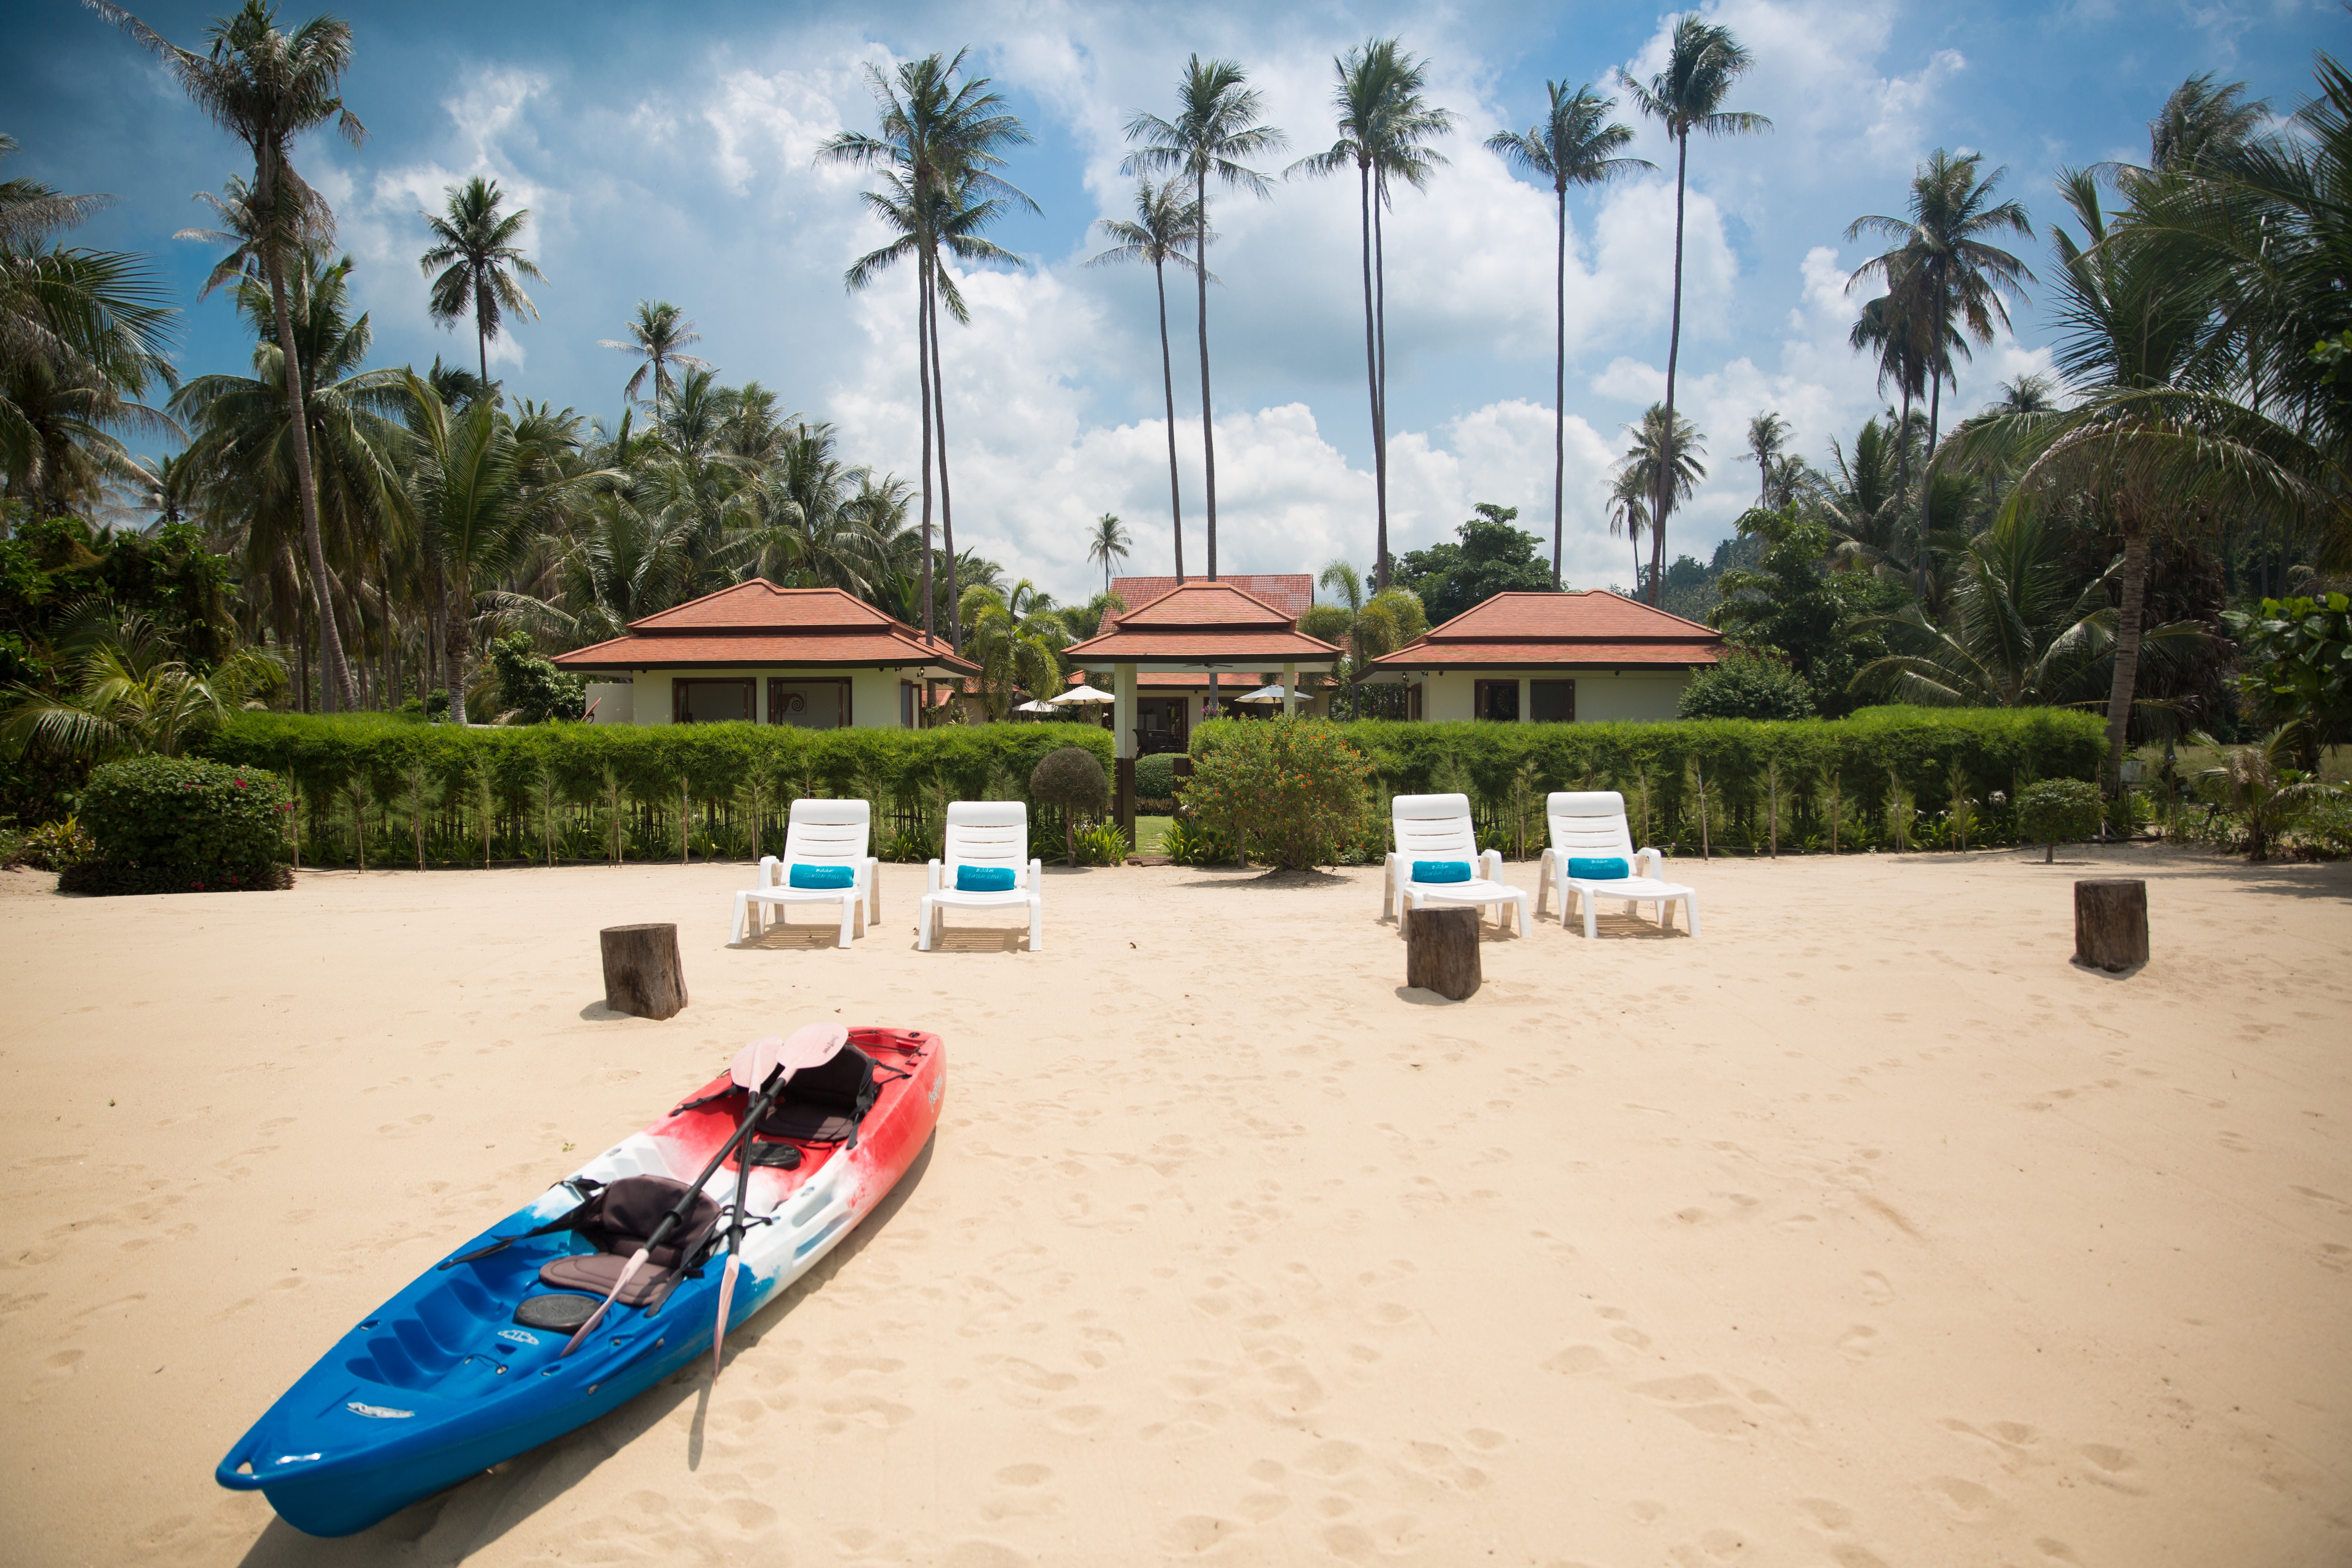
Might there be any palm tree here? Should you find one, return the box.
[2,611,283,760]
[1291,40,1456,590]
[1086,512,1132,595]
[959,580,1069,720]
[924,169,1029,650]
[1846,150,2036,479]
[0,136,179,515]
[1617,402,1704,596]
[1087,178,1207,580]
[820,50,1034,648]
[93,0,368,709]
[171,246,408,709]
[401,372,606,723]
[418,174,545,387]
[1954,171,2238,790]
[599,299,708,412]
[1744,410,1790,505]
[1847,282,1934,514]
[1620,17,1769,606]
[1485,83,1648,586]
[1606,466,1651,588]
[1124,57,1286,580]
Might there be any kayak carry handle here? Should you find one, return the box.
[215,1440,271,1491]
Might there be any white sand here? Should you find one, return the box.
[1,846,2347,1567]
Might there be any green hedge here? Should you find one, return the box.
[63,755,293,894]
[1191,707,2107,855]
[193,714,1116,869]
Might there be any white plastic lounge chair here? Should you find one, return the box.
[730,799,879,949]
[1535,790,1700,939]
[1382,792,1529,935]
[919,801,1043,952]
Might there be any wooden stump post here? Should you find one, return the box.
[601,923,688,1019]
[1404,906,1481,1001]
[2073,880,2148,974]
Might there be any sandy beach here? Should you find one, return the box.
[1,846,2347,1567]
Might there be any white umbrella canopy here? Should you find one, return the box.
[1231,684,1295,704]
[1013,699,1057,713]
[1050,684,1116,705]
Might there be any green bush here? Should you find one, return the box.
[489,634,588,724]
[1077,821,1131,866]
[66,755,291,894]
[1185,716,1371,871]
[1134,752,1180,800]
[1677,654,1818,720]
[2017,778,2104,862]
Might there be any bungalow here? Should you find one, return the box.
[550,580,978,728]
[1084,574,1325,748]
[1359,590,1723,722]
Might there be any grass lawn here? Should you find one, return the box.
[1133,815,1173,854]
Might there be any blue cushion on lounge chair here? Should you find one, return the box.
[956,864,1016,892]
[1412,860,1473,884]
[788,863,855,890]
[1568,856,1630,881]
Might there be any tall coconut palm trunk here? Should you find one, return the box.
[2102,519,2151,793]
[1372,181,1394,591]
[1196,170,1219,580]
[443,575,470,727]
[1551,184,1567,586]
[1154,255,1186,581]
[914,253,937,641]
[265,247,351,711]
[928,274,960,647]
[1649,130,1689,608]
[1356,157,1384,590]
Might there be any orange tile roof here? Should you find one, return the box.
[553,580,977,673]
[1365,590,1723,671]
[1109,574,1311,624]
[1063,581,1343,665]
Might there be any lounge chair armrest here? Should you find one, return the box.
[1029,858,1043,889]
[1635,845,1665,878]
[758,854,781,889]
[926,858,943,894]
[1480,848,1504,883]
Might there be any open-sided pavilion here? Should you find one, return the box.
[1057,581,1344,833]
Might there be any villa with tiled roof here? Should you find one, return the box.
[1360,590,1724,722]
[552,581,977,729]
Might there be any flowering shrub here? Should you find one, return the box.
[1183,717,1370,871]
[63,756,292,894]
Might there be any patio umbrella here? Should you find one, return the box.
[1013,699,1057,714]
[1049,685,1116,705]
[1231,684,1294,705]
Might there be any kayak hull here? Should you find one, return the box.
[216,1027,944,1537]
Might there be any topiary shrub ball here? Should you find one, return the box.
[1133,752,1180,802]
[1029,746,1109,865]
[2016,778,2105,863]
[66,755,293,894]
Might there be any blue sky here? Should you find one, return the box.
[13,0,2343,605]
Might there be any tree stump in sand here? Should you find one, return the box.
[601,923,687,1019]
[2073,880,2148,973]
[1405,906,1481,1001]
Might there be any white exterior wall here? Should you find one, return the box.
[1412,668,1693,723]
[626,667,917,728]
[584,681,634,724]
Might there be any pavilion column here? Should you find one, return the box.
[1282,661,1297,717]
[1114,662,1137,840]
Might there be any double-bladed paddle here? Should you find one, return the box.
[560,1023,848,1359]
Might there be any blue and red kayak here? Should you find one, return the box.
[214,1025,945,1536]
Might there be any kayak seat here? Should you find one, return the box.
[536,1175,721,1306]
[757,1043,879,1144]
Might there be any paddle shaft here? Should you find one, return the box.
[711,1104,760,1376]
[560,1070,790,1356]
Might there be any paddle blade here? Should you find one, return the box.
[711,1253,740,1378]
[558,1248,648,1358]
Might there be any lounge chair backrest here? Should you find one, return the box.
[943,801,1028,882]
[1392,792,1478,862]
[1546,791,1636,859]
[784,797,870,866]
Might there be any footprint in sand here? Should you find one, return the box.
[1926,1475,2001,1515]
[1860,1271,1893,1304]
[1544,1345,1610,1376]
[1630,1374,1759,1438]
[2078,1443,2144,1493]
[1836,1324,1880,1361]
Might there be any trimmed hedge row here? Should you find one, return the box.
[1195,707,2106,799]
